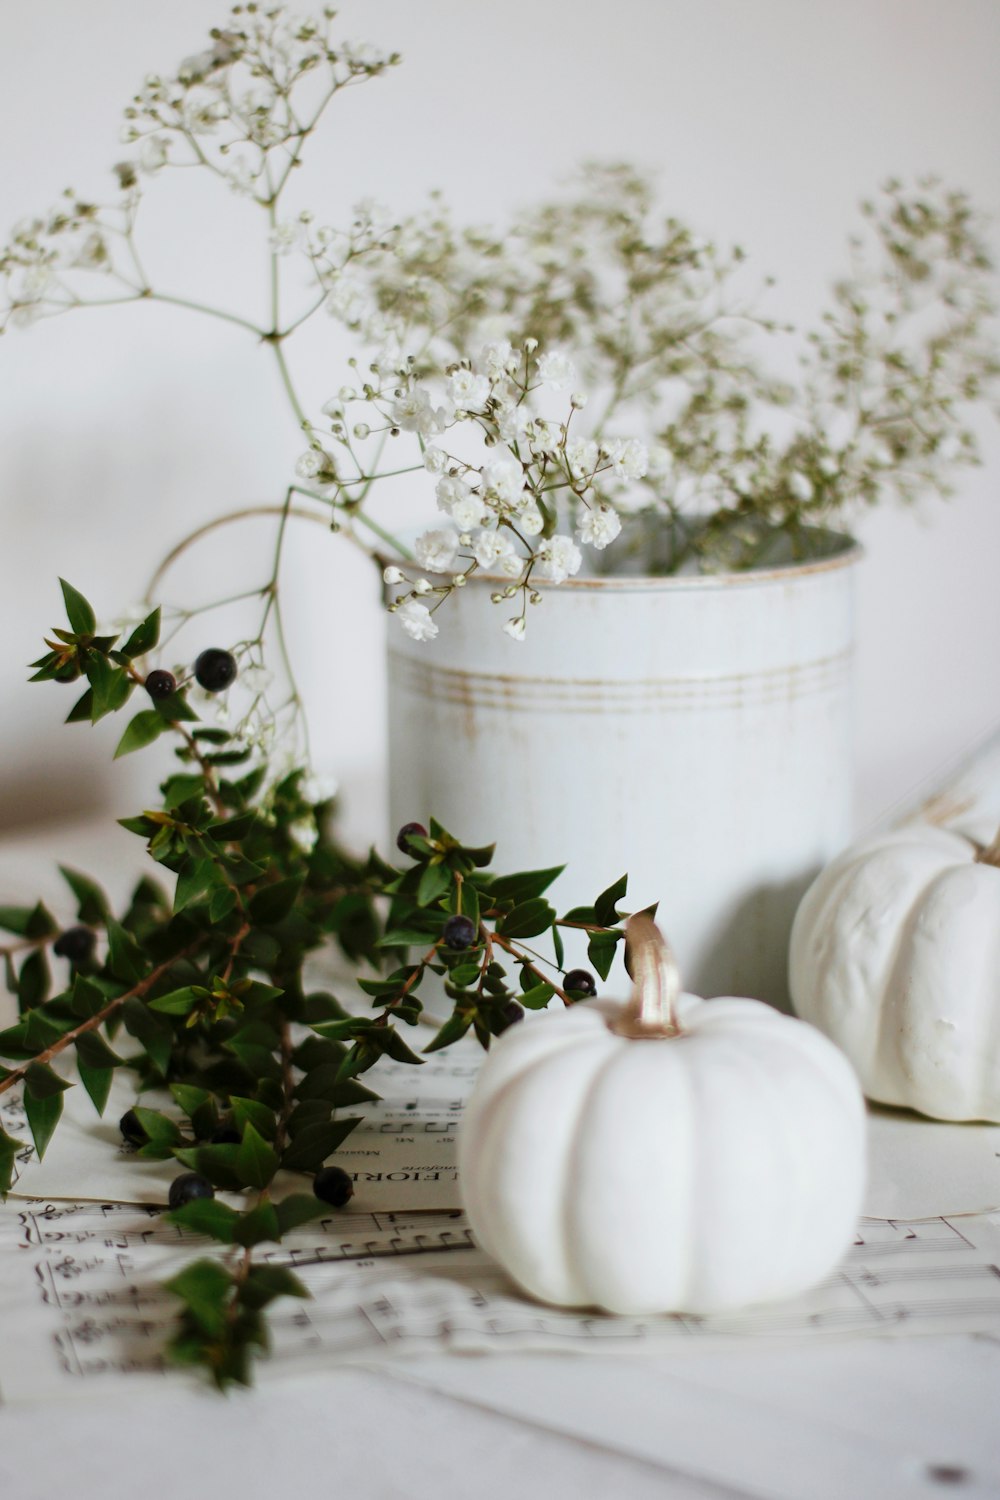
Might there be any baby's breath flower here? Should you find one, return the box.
[519,504,544,536]
[537,349,576,390]
[480,458,526,511]
[606,437,649,480]
[534,534,583,584]
[270,220,302,256]
[423,446,448,474]
[382,565,406,585]
[138,135,170,173]
[447,366,490,412]
[295,448,335,481]
[578,504,622,549]
[391,386,449,438]
[503,616,526,642]
[470,529,516,570]
[414,528,459,573]
[475,339,516,379]
[566,439,600,480]
[396,599,439,642]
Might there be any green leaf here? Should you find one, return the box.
[240,1265,308,1312]
[381,1028,425,1065]
[78,1062,114,1116]
[417,862,451,907]
[120,608,160,660]
[280,1118,362,1173]
[496,898,556,940]
[114,710,165,759]
[25,901,58,939]
[75,1031,123,1071]
[85,654,130,721]
[0,1124,27,1196]
[59,866,111,925]
[162,774,208,811]
[65,688,95,724]
[60,578,96,635]
[167,1198,239,1243]
[233,1200,281,1249]
[447,962,481,987]
[23,1090,64,1159]
[106,919,146,984]
[24,1060,73,1100]
[274,1194,328,1234]
[169,1083,212,1117]
[230,1097,277,1140]
[423,1012,473,1053]
[377,928,440,950]
[208,886,238,923]
[0,906,34,936]
[594,874,628,927]
[24,1008,67,1050]
[122,996,173,1075]
[236,1123,280,1190]
[148,986,200,1017]
[519,982,555,1010]
[174,861,219,913]
[70,975,108,1019]
[164,1259,233,1336]
[248,878,303,925]
[587,930,620,982]
[17,949,50,1010]
[488,866,565,904]
[173,1144,243,1192]
[132,1107,182,1147]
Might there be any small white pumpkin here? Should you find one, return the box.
[458,916,865,1316]
[790,823,1000,1122]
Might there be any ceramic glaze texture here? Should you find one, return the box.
[458,994,866,1315]
[789,825,1000,1121]
[388,543,861,1005]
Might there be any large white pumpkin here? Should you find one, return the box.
[790,823,1000,1122]
[459,916,865,1316]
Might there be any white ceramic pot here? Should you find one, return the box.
[387,535,862,1006]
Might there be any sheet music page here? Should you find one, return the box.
[2,1197,1000,1404]
[11,1048,1000,1222]
[9,1041,478,1211]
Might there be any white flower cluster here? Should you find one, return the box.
[325,340,649,643]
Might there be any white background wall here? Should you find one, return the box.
[1,0,998,845]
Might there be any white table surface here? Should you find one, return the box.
[1,819,998,1500]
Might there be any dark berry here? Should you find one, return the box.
[210,1123,241,1145]
[52,926,95,964]
[193,648,237,693]
[563,968,597,997]
[144,669,176,700]
[497,1000,524,1032]
[313,1166,354,1207]
[119,1109,146,1146]
[396,821,428,855]
[168,1172,215,1210]
[442,914,477,950]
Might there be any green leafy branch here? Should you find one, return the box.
[0,578,634,1386]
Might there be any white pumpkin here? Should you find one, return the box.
[790,823,1000,1123]
[458,916,865,1316]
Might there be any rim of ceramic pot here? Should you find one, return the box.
[469,526,863,594]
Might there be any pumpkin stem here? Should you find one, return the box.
[975,826,1000,869]
[614,914,683,1039]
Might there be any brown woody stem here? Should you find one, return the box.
[0,939,205,1097]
